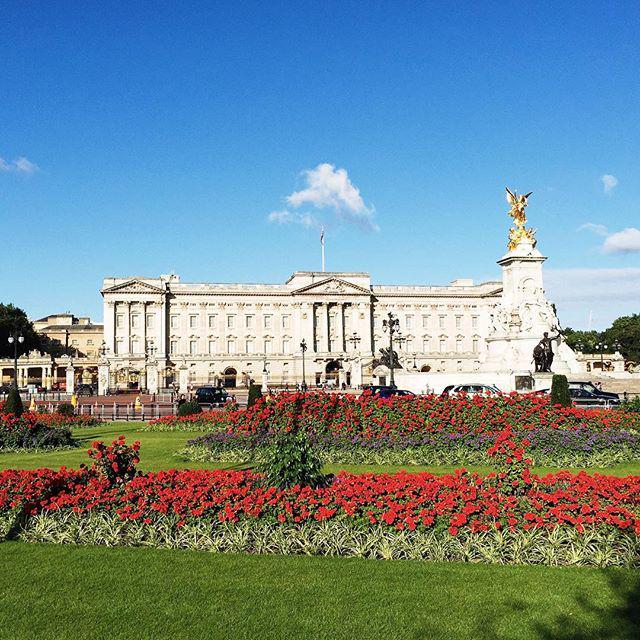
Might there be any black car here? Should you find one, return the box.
[194,386,230,407]
[568,381,619,402]
[364,385,415,399]
[568,387,621,408]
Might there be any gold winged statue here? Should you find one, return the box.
[505,187,537,251]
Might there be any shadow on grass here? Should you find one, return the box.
[468,568,640,640]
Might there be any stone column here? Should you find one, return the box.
[336,303,345,353]
[98,362,110,395]
[147,362,159,394]
[261,367,269,393]
[178,364,189,395]
[326,304,331,353]
[66,364,75,395]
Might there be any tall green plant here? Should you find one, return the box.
[3,387,24,417]
[247,383,263,408]
[550,375,571,407]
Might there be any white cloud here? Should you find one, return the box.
[267,209,318,228]
[580,222,640,254]
[545,267,640,329]
[603,227,640,253]
[578,222,608,237]
[14,156,38,174]
[601,174,618,193]
[271,163,378,231]
[0,156,39,174]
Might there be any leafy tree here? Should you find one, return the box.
[3,387,24,417]
[550,375,571,407]
[562,327,600,354]
[0,304,42,358]
[177,400,202,417]
[603,314,640,363]
[247,383,263,408]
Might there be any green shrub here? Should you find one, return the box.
[57,403,75,417]
[622,396,640,413]
[550,375,571,407]
[3,387,24,417]
[177,400,202,417]
[259,426,326,489]
[247,383,263,408]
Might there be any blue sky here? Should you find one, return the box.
[1,1,639,329]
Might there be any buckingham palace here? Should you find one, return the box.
[99,191,602,395]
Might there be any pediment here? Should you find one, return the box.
[102,279,165,295]
[292,277,372,296]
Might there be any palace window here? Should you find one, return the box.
[245,340,254,354]
[131,339,141,354]
[455,316,462,329]
[439,339,446,352]
[189,340,197,355]
[282,315,291,329]
[456,339,463,353]
[208,339,217,354]
[116,314,124,329]
[170,315,179,329]
[87,339,94,346]
[146,315,154,329]
[406,315,413,329]
[189,315,198,329]
[422,315,429,328]
[264,315,272,329]
[282,339,290,353]
[264,339,272,354]
[472,315,479,329]
[406,338,413,352]
[227,339,236,354]
[131,315,140,329]
[472,339,479,353]
[115,339,123,355]
[170,340,178,355]
[208,315,217,328]
[227,315,235,329]
[439,316,446,329]
[245,315,254,329]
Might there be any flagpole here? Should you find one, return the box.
[321,228,326,272]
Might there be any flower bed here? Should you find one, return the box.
[180,426,640,468]
[1,464,639,565]
[147,393,640,435]
[1,431,639,566]
[0,412,76,453]
[150,393,640,467]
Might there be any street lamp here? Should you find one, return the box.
[382,312,400,387]
[300,338,308,391]
[7,332,25,389]
[595,342,608,369]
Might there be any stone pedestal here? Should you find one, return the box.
[178,365,189,395]
[98,363,110,396]
[261,369,269,393]
[65,365,75,395]
[147,363,159,394]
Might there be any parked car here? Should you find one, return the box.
[194,386,230,407]
[444,384,502,397]
[76,383,97,397]
[568,381,619,402]
[569,387,621,408]
[364,385,415,399]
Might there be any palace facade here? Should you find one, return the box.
[101,271,504,391]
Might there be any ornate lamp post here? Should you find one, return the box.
[7,332,24,389]
[300,338,308,390]
[595,342,608,369]
[382,312,400,387]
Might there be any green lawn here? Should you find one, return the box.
[0,422,639,476]
[0,542,637,640]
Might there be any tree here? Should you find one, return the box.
[0,304,42,358]
[247,383,263,407]
[603,314,640,363]
[562,327,600,354]
[3,387,24,417]
[550,374,571,407]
